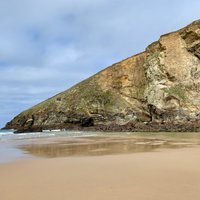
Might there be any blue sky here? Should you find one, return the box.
[0,0,200,128]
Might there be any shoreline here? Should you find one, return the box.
[1,131,200,163]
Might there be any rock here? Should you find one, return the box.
[4,19,200,132]
[81,117,94,127]
[14,126,42,134]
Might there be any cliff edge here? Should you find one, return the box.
[5,20,200,132]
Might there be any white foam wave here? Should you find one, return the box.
[0,130,14,135]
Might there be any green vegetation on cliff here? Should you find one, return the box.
[163,84,186,101]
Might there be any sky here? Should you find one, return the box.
[0,0,200,128]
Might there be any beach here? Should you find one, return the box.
[1,132,200,200]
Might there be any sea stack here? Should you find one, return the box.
[5,20,200,132]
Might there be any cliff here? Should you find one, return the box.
[5,20,200,132]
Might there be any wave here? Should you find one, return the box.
[0,129,15,135]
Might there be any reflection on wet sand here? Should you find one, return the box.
[20,135,200,158]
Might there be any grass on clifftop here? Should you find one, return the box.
[20,76,114,117]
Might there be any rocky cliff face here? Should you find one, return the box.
[5,20,200,132]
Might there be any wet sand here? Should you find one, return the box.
[1,146,200,200]
[19,134,200,157]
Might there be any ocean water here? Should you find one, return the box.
[1,129,200,164]
[0,129,102,163]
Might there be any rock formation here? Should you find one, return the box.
[4,20,200,132]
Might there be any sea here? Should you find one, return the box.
[0,129,99,163]
[1,129,200,164]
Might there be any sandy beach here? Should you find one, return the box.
[1,146,200,200]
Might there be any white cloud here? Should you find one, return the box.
[44,44,82,67]
[0,0,200,127]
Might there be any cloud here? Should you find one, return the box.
[0,0,200,127]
